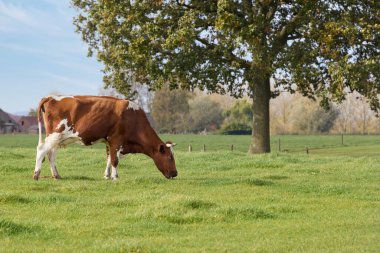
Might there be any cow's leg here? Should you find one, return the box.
[34,132,61,180]
[104,145,111,179]
[109,146,121,180]
[48,148,61,179]
[34,143,51,180]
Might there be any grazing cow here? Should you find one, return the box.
[33,95,178,180]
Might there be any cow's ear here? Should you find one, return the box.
[159,144,165,154]
[166,142,177,147]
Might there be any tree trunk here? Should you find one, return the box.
[249,75,271,154]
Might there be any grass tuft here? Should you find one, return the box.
[264,175,288,180]
[223,207,276,220]
[163,215,203,224]
[32,194,73,204]
[244,178,274,186]
[0,194,30,204]
[127,246,150,253]
[182,199,217,210]
[0,219,32,235]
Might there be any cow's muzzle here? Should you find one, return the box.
[166,171,178,179]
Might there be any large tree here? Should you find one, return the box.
[72,0,379,153]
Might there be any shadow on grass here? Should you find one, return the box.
[179,178,236,187]
[107,199,136,208]
[264,175,289,180]
[0,152,25,159]
[33,195,73,204]
[163,215,204,225]
[182,199,217,210]
[223,207,276,220]
[32,175,98,181]
[61,175,98,181]
[0,194,30,204]
[132,177,167,185]
[179,177,278,187]
[244,178,274,186]
[0,219,33,236]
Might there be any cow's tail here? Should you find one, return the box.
[37,97,49,145]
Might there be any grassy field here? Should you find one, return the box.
[160,134,380,155]
[0,134,379,252]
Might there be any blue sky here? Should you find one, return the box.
[0,0,103,114]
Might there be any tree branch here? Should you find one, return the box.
[274,14,303,48]
[243,0,253,22]
[196,37,251,69]
[175,0,217,13]
[265,1,279,22]
[175,0,197,10]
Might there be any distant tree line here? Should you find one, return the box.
[147,87,380,135]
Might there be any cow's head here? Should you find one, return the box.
[153,141,178,179]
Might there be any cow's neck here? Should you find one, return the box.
[126,126,162,158]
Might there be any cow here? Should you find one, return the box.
[33,95,178,180]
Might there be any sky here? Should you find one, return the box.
[0,0,104,114]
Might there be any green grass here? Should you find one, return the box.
[0,134,379,252]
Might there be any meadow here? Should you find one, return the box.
[0,134,379,252]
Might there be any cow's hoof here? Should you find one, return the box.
[33,171,40,180]
[53,175,61,180]
[111,177,118,181]
[104,175,111,180]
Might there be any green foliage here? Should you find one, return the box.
[0,134,380,252]
[189,96,223,132]
[221,99,253,134]
[72,0,379,104]
[151,85,191,133]
[28,108,37,117]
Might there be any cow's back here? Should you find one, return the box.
[42,96,127,145]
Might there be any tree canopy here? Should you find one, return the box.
[72,0,379,153]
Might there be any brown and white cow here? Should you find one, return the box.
[33,95,178,180]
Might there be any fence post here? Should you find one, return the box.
[278,137,281,152]
[188,145,192,152]
[231,144,234,151]
[203,144,206,152]
[305,147,309,154]
[341,134,344,145]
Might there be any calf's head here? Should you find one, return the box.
[153,142,178,179]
